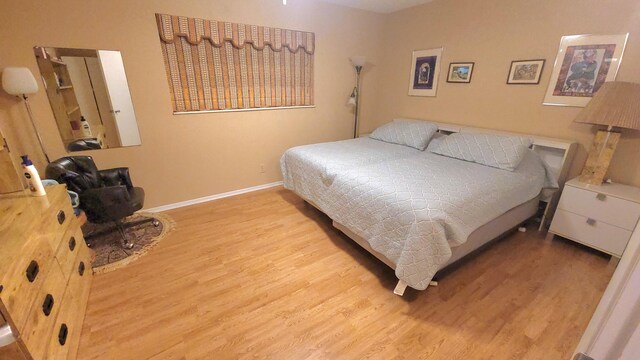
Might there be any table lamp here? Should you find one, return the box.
[574,81,640,185]
[1,67,50,163]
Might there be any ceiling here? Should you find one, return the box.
[319,0,434,13]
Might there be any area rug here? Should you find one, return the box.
[82,212,175,274]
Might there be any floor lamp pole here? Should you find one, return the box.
[22,95,50,163]
[353,66,362,139]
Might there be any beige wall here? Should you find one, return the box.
[0,0,383,207]
[365,0,640,186]
[2,0,639,209]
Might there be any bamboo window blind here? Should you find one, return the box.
[156,14,315,113]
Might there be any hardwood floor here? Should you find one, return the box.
[77,187,614,359]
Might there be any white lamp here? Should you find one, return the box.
[2,67,50,163]
[348,56,366,138]
[2,67,38,96]
[351,56,366,68]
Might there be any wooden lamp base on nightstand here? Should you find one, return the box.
[579,129,621,185]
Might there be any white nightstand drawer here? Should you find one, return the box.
[550,209,631,256]
[558,185,640,231]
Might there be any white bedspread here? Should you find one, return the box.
[280,138,419,205]
[281,139,554,290]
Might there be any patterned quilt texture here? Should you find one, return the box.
[280,138,554,290]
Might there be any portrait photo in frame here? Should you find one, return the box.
[543,34,628,107]
[408,48,443,96]
[507,59,545,84]
[447,62,474,83]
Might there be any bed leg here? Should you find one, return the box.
[393,280,408,296]
[394,279,438,296]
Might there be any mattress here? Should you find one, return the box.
[332,194,539,271]
[280,137,419,206]
[281,138,555,290]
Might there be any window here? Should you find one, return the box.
[156,13,315,113]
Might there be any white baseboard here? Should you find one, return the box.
[144,181,284,213]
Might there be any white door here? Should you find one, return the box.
[97,50,141,147]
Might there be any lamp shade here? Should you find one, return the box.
[350,56,366,67]
[2,67,39,96]
[574,81,640,131]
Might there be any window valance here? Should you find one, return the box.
[155,13,315,113]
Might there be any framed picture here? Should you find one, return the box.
[543,34,629,107]
[447,62,474,83]
[408,48,443,96]
[507,59,545,84]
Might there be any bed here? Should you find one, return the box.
[281,137,421,207]
[281,120,576,295]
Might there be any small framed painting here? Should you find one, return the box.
[543,33,628,107]
[507,59,545,84]
[447,62,474,83]
[408,48,443,97]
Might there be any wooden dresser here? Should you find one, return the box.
[0,185,93,359]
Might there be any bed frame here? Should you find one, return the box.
[310,120,577,296]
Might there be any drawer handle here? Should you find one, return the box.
[57,210,66,225]
[68,237,76,251]
[58,324,68,346]
[586,218,597,226]
[596,193,607,201]
[78,261,85,276]
[42,294,54,316]
[26,260,40,283]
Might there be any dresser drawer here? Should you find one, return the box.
[55,223,82,280]
[558,185,640,230]
[20,261,68,360]
[0,234,55,330]
[550,209,631,256]
[36,200,74,252]
[46,287,81,360]
[71,244,94,307]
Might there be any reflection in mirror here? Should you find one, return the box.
[34,47,141,152]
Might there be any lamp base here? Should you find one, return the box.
[579,130,620,185]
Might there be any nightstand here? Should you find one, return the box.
[548,177,640,258]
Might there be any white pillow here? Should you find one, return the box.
[430,132,533,171]
[369,120,438,151]
[426,132,447,152]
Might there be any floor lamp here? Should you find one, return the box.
[2,67,50,163]
[574,81,640,185]
[348,56,366,139]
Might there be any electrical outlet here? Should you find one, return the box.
[260,164,265,173]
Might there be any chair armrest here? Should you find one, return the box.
[99,167,133,188]
[79,185,135,223]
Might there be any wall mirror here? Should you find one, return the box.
[34,46,141,152]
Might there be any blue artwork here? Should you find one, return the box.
[451,66,469,80]
[413,56,438,90]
